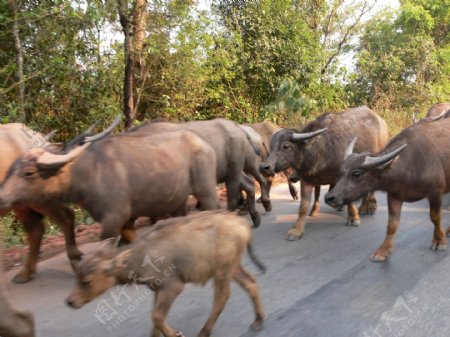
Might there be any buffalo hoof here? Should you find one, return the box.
[359,208,375,216]
[12,269,33,284]
[336,206,344,212]
[256,197,262,204]
[309,208,320,217]
[370,252,388,262]
[175,330,185,337]
[261,200,272,213]
[250,213,261,228]
[250,321,264,332]
[431,243,448,251]
[284,229,303,241]
[346,219,360,227]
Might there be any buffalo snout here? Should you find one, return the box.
[324,192,341,208]
[260,163,275,176]
[66,297,79,309]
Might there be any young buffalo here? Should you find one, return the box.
[66,211,266,337]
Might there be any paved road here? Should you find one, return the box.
[4,185,450,337]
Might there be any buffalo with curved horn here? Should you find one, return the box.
[0,117,120,283]
[325,117,450,261]
[0,123,218,249]
[260,106,389,240]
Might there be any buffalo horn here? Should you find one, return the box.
[36,143,90,168]
[361,144,407,169]
[291,128,328,142]
[83,115,122,143]
[42,130,57,143]
[429,112,446,121]
[344,137,357,160]
[84,120,100,135]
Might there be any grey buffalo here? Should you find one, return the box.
[131,118,266,226]
[260,106,389,240]
[325,117,450,261]
[0,130,218,243]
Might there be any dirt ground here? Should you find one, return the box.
[3,174,289,270]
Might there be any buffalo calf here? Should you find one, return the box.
[66,211,266,337]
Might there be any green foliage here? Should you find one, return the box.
[349,1,449,115]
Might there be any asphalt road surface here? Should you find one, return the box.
[4,184,450,337]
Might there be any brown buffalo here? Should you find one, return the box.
[66,211,265,337]
[0,123,81,283]
[0,242,35,337]
[0,130,218,243]
[131,118,266,226]
[0,119,120,283]
[260,106,389,240]
[325,118,450,261]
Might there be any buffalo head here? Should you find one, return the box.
[259,127,328,176]
[66,239,132,309]
[324,141,407,208]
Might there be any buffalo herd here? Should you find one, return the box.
[1,103,450,337]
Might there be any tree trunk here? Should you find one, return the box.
[8,0,26,122]
[118,0,147,129]
[118,0,135,129]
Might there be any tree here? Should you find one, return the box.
[349,0,449,114]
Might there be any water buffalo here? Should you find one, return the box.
[66,211,265,337]
[325,118,450,261]
[131,118,266,226]
[260,106,389,240]
[0,130,218,243]
[0,120,119,283]
[245,122,300,200]
[0,123,81,283]
[426,102,450,119]
[413,103,450,123]
[0,243,35,337]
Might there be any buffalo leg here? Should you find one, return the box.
[359,192,377,215]
[309,186,321,217]
[285,171,298,200]
[119,220,137,245]
[240,174,261,227]
[246,167,271,212]
[151,281,185,337]
[233,265,265,331]
[43,205,82,273]
[371,195,403,262]
[13,208,45,283]
[198,276,232,337]
[346,202,360,226]
[285,181,314,240]
[429,197,447,251]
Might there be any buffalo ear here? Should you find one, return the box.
[105,249,132,276]
[113,250,133,269]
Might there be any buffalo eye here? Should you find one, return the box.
[80,279,92,287]
[351,170,362,180]
[22,171,35,178]
[282,143,292,151]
